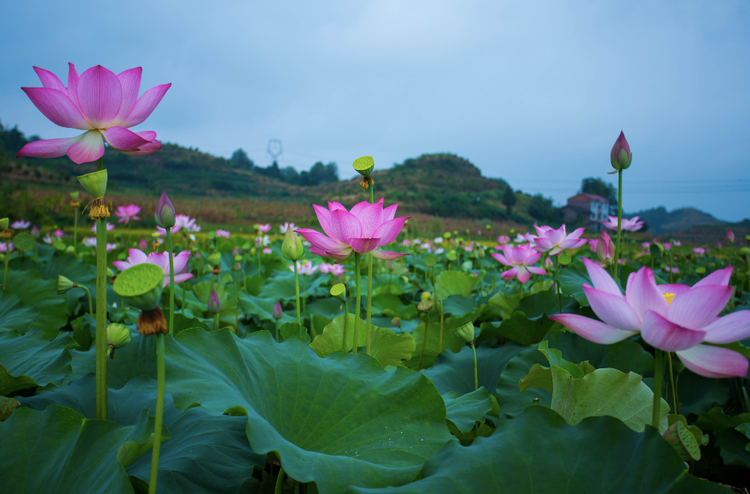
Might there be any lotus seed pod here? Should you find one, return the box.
[107,323,132,349]
[417,300,433,312]
[113,263,165,311]
[282,228,305,261]
[740,247,750,256]
[446,251,457,262]
[242,242,251,250]
[486,224,491,231]
[420,291,432,302]
[77,169,108,198]
[610,131,632,171]
[272,301,283,320]
[330,283,346,302]
[424,253,437,268]
[234,254,243,262]
[391,317,401,328]
[70,191,80,200]
[0,218,8,230]
[12,232,36,253]
[662,421,701,462]
[453,322,475,343]
[353,155,375,177]
[57,275,76,294]
[154,190,176,228]
[443,232,451,240]
[207,252,222,266]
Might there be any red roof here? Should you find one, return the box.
[567,193,609,204]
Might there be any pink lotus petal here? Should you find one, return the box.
[568,227,585,240]
[120,83,171,128]
[101,126,150,150]
[525,251,542,265]
[21,87,91,130]
[357,201,384,238]
[559,238,588,250]
[127,248,149,264]
[112,260,132,272]
[312,204,336,240]
[114,67,142,124]
[583,285,641,331]
[527,267,548,276]
[350,198,381,218]
[676,345,749,379]
[329,209,362,244]
[308,246,331,258]
[33,66,67,92]
[327,201,347,212]
[123,139,161,156]
[695,267,733,288]
[532,237,555,251]
[668,285,733,330]
[325,247,353,261]
[16,135,83,158]
[382,203,398,222]
[625,267,668,321]
[549,314,638,344]
[77,65,122,128]
[67,130,105,164]
[516,266,531,283]
[373,217,407,248]
[702,310,750,344]
[582,257,621,296]
[656,284,692,297]
[490,253,511,266]
[148,252,170,273]
[641,310,706,352]
[167,273,195,287]
[172,250,191,273]
[296,229,344,252]
[67,63,80,109]
[500,267,519,281]
[350,237,381,254]
[370,249,408,260]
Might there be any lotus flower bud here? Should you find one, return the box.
[282,228,304,261]
[57,275,77,294]
[330,283,346,302]
[596,230,616,266]
[610,131,632,171]
[0,218,8,230]
[154,190,176,229]
[272,301,283,320]
[208,289,220,314]
[453,322,475,343]
[107,323,132,350]
[486,224,491,231]
[726,229,735,244]
[30,225,40,238]
[420,291,432,301]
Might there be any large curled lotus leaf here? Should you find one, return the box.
[371,273,410,296]
[424,344,522,396]
[558,262,602,306]
[20,375,265,494]
[347,406,729,494]
[435,270,479,300]
[305,297,345,319]
[715,426,750,469]
[164,329,453,493]
[695,407,750,435]
[515,290,577,318]
[311,313,416,367]
[0,292,38,334]
[0,404,160,494]
[0,329,75,395]
[494,345,552,417]
[215,236,235,254]
[403,309,484,371]
[546,329,654,374]
[442,387,499,433]
[6,269,68,339]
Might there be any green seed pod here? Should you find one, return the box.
[207,252,222,266]
[446,251,457,262]
[420,291,432,301]
[424,253,437,268]
[12,232,36,253]
[57,275,76,294]
[662,420,701,462]
[391,317,401,328]
[417,300,433,312]
[282,228,305,261]
[453,322,475,343]
[353,155,375,177]
[242,242,251,250]
[113,263,165,311]
[77,169,108,198]
[330,283,346,301]
[0,218,9,230]
[234,254,243,262]
[70,191,80,200]
[443,232,451,239]
[107,323,132,349]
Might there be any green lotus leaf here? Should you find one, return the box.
[494,346,552,417]
[546,329,654,374]
[0,329,75,395]
[403,309,483,371]
[435,270,479,300]
[6,269,68,339]
[442,387,499,433]
[424,344,522,396]
[11,231,36,253]
[0,292,37,334]
[164,329,453,493]
[478,312,557,346]
[347,406,728,494]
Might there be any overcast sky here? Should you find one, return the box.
[2,1,748,221]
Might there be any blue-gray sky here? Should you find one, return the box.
[2,1,749,221]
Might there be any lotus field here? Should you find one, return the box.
[3,65,750,494]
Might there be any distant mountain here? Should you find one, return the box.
[631,206,727,236]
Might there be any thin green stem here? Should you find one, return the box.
[95,214,108,420]
[167,232,175,334]
[554,256,561,313]
[215,312,220,330]
[667,352,679,415]
[417,312,429,371]
[234,270,239,332]
[343,297,349,352]
[73,207,78,254]
[2,241,8,294]
[148,333,166,494]
[668,251,674,283]
[612,169,623,283]
[652,349,663,429]
[79,285,94,320]
[275,466,285,494]
[471,342,478,391]
[366,254,373,354]
[293,262,301,325]
[439,299,444,353]
[354,253,362,355]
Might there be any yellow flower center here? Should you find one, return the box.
[663,293,675,306]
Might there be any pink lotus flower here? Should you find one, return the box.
[497,235,511,245]
[216,229,230,239]
[263,248,273,254]
[693,248,705,256]
[319,263,346,275]
[663,242,672,250]
[491,244,547,283]
[91,222,115,233]
[588,239,598,252]
[11,220,30,229]
[113,248,194,287]
[673,240,682,247]
[279,222,296,233]
[256,224,271,233]
[550,258,749,378]
[726,229,735,244]
[289,260,319,275]
[138,238,148,250]
[297,199,408,261]
[83,237,118,251]
[114,205,141,224]
[0,243,13,253]
[31,225,40,237]
[602,215,644,232]
[530,224,587,256]
[16,64,170,164]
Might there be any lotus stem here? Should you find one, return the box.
[554,256,562,314]
[275,466,285,494]
[167,231,175,335]
[439,299,444,353]
[2,242,8,294]
[293,261,301,325]
[234,270,240,332]
[354,252,361,354]
[612,169,623,283]
[667,352,679,415]
[470,342,478,391]
[366,254,373,354]
[78,285,94,320]
[95,159,108,421]
[73,206,78,254]
[343,296,349,352]
[652,349,663,429]
[148,332,166,494]
[215,312,220,330]
[417,311,429,371]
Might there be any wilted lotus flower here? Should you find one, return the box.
[610,131,632,172]
[114,205,141,224]
[155,190,176,229]
[16,64,170,164]
[11,220,30,229]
